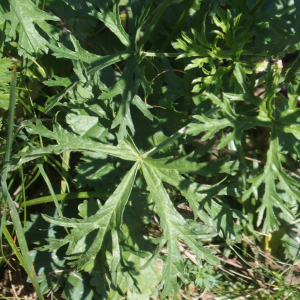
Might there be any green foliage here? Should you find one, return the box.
[2,0,300,299]
[1,0,60,58]
[0,57,13,110]
[189,264,223,291]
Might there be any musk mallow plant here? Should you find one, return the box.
[1,0,300,299]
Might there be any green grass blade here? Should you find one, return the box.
[138,0,173,48]
[36,160,64,217]
[161,0,195,51]
[0,20,6,59]
[285,243,300,284]
[3,226,27,271]
[0,66,44,300]
[21,190,148,207]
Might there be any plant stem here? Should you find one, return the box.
[143,106,220,158]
